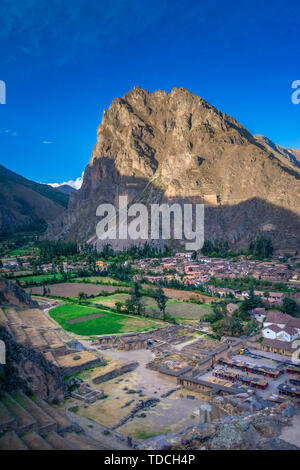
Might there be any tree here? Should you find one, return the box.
[281,297,299,317]
[239,286,262,314]
[115,301,126,313]
[125,282,145,316]
[212,317,244,337]
[78,291,87,301]
[42,283,47,296]
[154,286,168,321]
[212,300,228,318]
[249,237,273,258]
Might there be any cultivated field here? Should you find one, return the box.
[49,302,159,336]
[88,293,213,321]
[89,293,131,307]
[27,282,129,297]
[152,299,213,320]
[163,287,215,303]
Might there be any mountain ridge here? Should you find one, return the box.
[0,164,69,236]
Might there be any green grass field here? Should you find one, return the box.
[49,302,159,336]
[17,273,77,285]
[88,293,131,307]
[9,247,39,256]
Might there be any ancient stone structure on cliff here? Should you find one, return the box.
[0,278,38,309]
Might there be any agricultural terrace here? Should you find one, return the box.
[49,302,160,336]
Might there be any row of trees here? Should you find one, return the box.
[116,282,170,321]
[248,236,273,258]
[37,240,78,260]
[200,236,274,259]
[98,242,172,261]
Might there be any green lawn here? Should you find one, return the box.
[88,293,131,306]
[17,273,75,285]
[9,247,39,256]
[49,302,159,336]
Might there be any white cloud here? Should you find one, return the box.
[48,171,84,190]
[0,128,17,136]
[42,140,52,144]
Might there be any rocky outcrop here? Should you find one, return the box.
[142,404,300,450]
[0,327,65,402]
[0,281,64,401]
[0,278,38,309]
[47,87,300,249]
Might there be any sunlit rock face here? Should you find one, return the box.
[47,87,300,250]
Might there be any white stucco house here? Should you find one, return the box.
[262,311,300,343]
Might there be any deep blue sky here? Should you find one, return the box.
[0,0,299,184]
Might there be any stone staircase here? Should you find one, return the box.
[0,392,107,450]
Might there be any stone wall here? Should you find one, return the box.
[92,361,139,384]
[60,357,104,377]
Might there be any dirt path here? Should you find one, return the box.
[174,336,200,351]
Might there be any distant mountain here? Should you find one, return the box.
[46,87,300,250]
[53,184,77,195]
[0,164,68,236]
[48,172,84,191]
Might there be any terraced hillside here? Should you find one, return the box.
[0,391,109,450]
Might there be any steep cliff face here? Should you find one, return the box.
[0,327,65,402]
[0,279,38,309]
[47,87,300,249]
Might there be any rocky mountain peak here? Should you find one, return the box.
[47,87,300,249]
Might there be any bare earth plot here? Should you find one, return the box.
[162,287,216,303]
[27,282,129,297]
